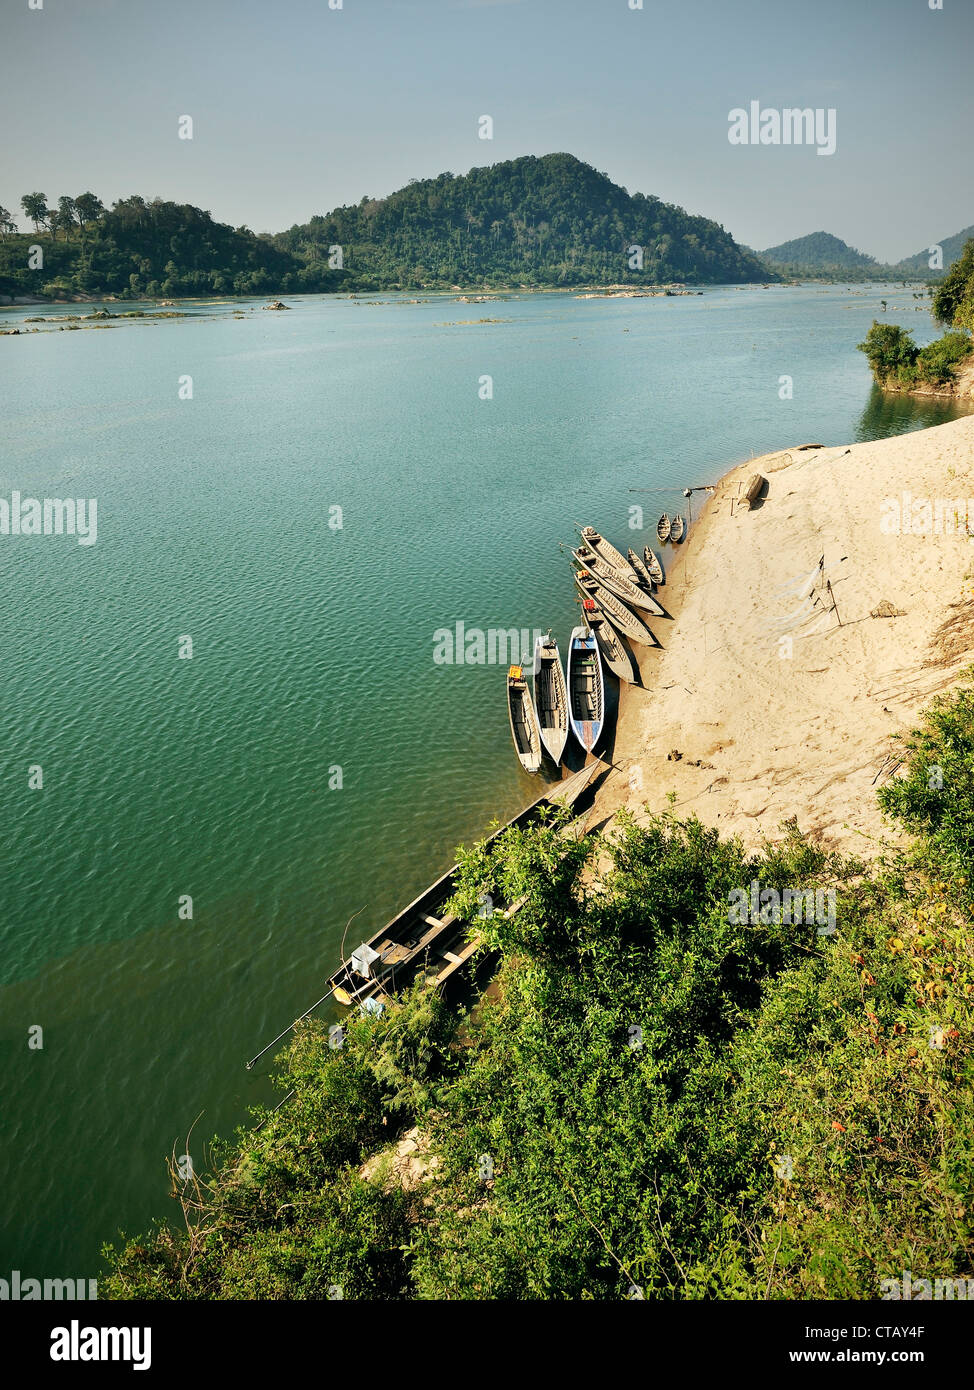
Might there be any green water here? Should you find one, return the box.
[0,284,968,1277]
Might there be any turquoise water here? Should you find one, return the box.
[0,284,968,1276]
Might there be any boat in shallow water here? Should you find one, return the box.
[327,763,601,1008]
[579,596,638,683]
[656,513,671,543]
[532,633,569,765]
[566,624,605,752]
[507,664,543,773]
[574,568,656,646]
[643,546,664,585]
[670,513,685,542]
[579,526,638,580]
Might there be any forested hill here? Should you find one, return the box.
[274,153,774,289]
[760,230,880,277]
[0,156,771,300]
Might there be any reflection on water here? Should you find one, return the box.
[856,384,974,441]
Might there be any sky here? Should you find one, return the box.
[1,0,971,262]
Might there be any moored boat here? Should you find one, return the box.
[572,545,661,614]
[580,526,638,580]
[507,664,543,773]
[656,513,671,543]
[532,633,569,765]
[574,568,656,647]
[628,547,655,590]
[566,624,605,752]
[579,596,638,683]
[327,764,602,1008]
[644,546,664,585]
[670,513,685,542]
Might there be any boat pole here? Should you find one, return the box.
[244,909,367,1070]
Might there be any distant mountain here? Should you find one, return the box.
[892,226,974,276]
[275,153,775,289]
[759,231,880,276]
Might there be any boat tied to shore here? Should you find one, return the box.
[566,625,605,752]
[507,664,543,774]
[579,596,638,683]
[656,513,671,543]
[327,763,602,1010]
[670,513,685,543]
[579,526,638,581]
[532,633,569,766]
[574,569,656,647]
[644,546,664,586]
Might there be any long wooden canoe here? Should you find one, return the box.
[578,595,638,683]
[643,546,664,586]
[578,551,664,616]
[532,633,569,766]
[327,763,601,1008]
[574,568,656,647]
[507,664,543,774]
[656,513,671,543]
[628,547,655,590]
[566,624,604,752]
[572,545,661,614]
[580,526,638,580]
[670,513,685,542]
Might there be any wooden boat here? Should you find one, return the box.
[643,546,664,586]
[657,513,671,543]
[670,513,685,542]
[327,764,602,1009]
[572,545,661,615]
[580,526,638,581]
[574,568,656,647]
[578,596,638,683]
[532,633,569,766]
[628,547,655,590]
[507,664,543,774]
[576,548,664,616]
[566,625,604,752]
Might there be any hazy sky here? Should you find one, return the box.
[2,0,971,261]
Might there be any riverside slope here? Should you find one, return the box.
[595,415,974,852]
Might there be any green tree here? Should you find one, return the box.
[21,191,50,235]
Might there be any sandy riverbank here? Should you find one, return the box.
[590,415,974,855]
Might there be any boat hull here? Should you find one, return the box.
[566,624,605,752]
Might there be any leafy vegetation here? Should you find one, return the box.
[858,310,972,391]
[933,238,974,334]
[760,230,884,280]
[1,155,772,301]
[102,684,974,1299]
[274,153,773,290]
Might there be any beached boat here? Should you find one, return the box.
[507,664,543,774]
[572,545,661,614]
[574,569,656,647]
[566,625,604,752]
[643,546,664,586]
[670,513,685,542]
[327,764,602,1008]
[532,633,569,765]
[657,513,671,543]
[580,526,638,580]
[579,596,638,683]
[628,547,655,590]
[577,549,664,616]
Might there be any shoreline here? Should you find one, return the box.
[590,416,974,854]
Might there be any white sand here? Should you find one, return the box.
[594,415,974,855]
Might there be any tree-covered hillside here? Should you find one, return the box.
[893,225,974,277]
[760,230,881,278]
[0,157,774,300]
[274,153,775,289]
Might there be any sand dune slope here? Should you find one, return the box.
[600,415,974,854]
